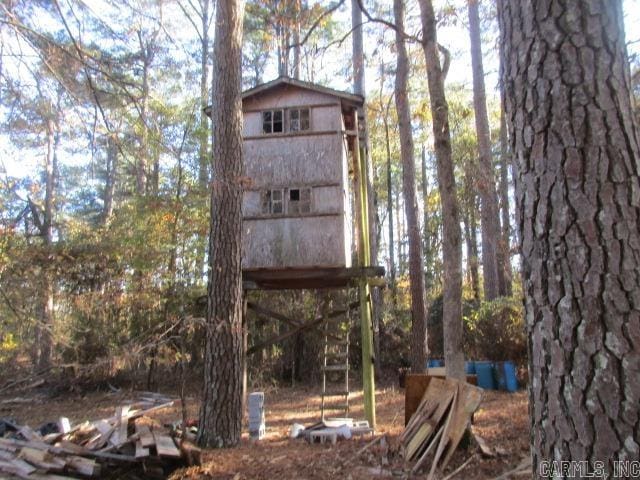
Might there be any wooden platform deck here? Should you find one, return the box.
[242,266,385,290]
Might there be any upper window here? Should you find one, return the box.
[262,108,310,134]
[263,110,284,134]
[262,189,284,214]
[260,187,312,215]
[289,108,310,132]
[288,188,311,214]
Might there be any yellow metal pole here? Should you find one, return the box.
[354,112,376,428]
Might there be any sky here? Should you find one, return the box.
[1,0,640,181]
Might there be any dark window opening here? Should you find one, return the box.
[262,110,284,134]
[288,187,311,214]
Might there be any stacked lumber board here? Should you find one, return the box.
[401,377,483,479]
[0,392,200,479]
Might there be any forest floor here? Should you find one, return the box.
[0,377,530,480]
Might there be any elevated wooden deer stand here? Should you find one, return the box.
[208,77,384,427]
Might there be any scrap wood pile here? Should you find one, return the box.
[0,392,200,479]
[401,377,483,479]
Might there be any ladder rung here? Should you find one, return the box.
[325,352,348,359]
[323,403,349,410]
[323,364,349,371]
[322,390,350,397]
[326,340,349,346]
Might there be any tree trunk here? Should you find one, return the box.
[352,0,382,375]
[351,0,365,97]
[136,31,150,195]
[383,102,396,301]
[197,0,245,449]
[102,134,117,225]
[420,145,429,282]
[292,0,301,79]
[34,118,58,369]
[417,0,464,380]
[498,110,512,296]
[394,0,428,373]
[197,0,212,286]
[498,0,640,475]
[463,205,481,303]
[198,0,211,190]
[467,0,503,300]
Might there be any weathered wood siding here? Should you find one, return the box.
[243,217,347,268]
[241,84,352,270]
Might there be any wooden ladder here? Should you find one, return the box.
[320,305,350,421]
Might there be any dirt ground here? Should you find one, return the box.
[0,379,530,479]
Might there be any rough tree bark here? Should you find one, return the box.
[417,0,464,380]
[198,0,212,190]
[498,110,512,296]
[35,117,58,369]
[198,0,245,448]
[394,0,427,373]
[383,100,396,298]
[467,0,504,300]
[499,0,640,475]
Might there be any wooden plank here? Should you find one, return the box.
[151,432,181,458]
[54,441,87,456]
[5,458,37,476]
[128,401,175,420]
[427,388,459,480]
[17,426,42,442]
[243,267,385,290]
[402,377,455,445]
[18,447,66,472]
[0,450,14,461]
[135,424,155,449]
[439,382,484,470]
[405,374,434,425]
[66,455,101,476]
[86,420,113,450]
[110,406,130,446]
[135,440,150,459]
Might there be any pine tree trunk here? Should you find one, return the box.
[352,0,382,374]
[417,0,464,380]
[196,0,212,285]
[498,110,512,296]
[499,0,640,474]
[394,0,428,373]
[384,106,396,300]
[463,208,481,303]
[292,0,301,79]
[198,0,211,190]
[467,0,503,300]
[102,134,117,225]
[36,118,57,369]
[198,0,245,449]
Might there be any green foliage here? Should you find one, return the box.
[465,297,527,363]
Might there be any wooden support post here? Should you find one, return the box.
[354,112,376,428]
[242,294,248,419]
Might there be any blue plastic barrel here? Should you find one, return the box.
[464,361,476,375]
[502,361,518,392]
[475,361,495,389]
[494,362,507,390]
[494,361,518,392]
[426,359,444,368]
